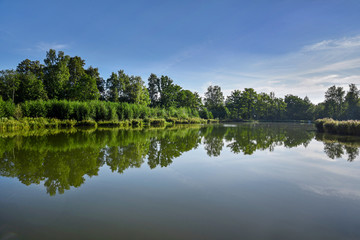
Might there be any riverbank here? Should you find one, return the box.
[315,118,360,136]
[0,117,219,132]
[221,119,313,124]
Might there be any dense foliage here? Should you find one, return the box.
[0,49,359,121]
[0,99,200,122]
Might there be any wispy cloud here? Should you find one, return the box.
[301,185,360,200]
[302,35,360,51]
[194,35,360,103]
[137,35,360,103]
[36,42,68,51]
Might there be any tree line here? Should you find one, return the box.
[204,85,359,120]
[0,49,359,121]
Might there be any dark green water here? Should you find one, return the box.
[1,123,360,240]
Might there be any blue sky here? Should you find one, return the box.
[1,0,360,103]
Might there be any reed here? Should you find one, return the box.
[315,118,360,136]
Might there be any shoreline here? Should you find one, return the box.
[0,117,219,132]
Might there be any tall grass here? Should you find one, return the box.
[315,118,360,136]
[0,100,214,132]
[15,100,203,122]
[0,117,77,131]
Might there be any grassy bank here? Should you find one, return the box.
[315,118,360,136]
[0,117,218,132]
[221,119,313,123]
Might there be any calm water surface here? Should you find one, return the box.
[1,123,360,240]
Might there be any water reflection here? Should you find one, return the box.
[316,133,360,162]
[0,123,359,195]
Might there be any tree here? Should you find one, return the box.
[226,90,242,119]
[66,56,86,99]
[148,73,160,106]
[106,71,149,105]
[43,49,70,99]
[204,85,228,119]
[74,74,100,101]
[345,83,360,119]
[127,75,150,105]
[285,94,312,120]
[86,66,106,100]
[106,72,120,102]
[204,85,224,109]
[273,97,287,120]
[158,75,182,107]
[324,85,345,119]
[241,88,257,119]
[17,72,48,102]
[177,90,199,109]
[0,69,20,102]
[17,59,44,77]
[16,59,47,102]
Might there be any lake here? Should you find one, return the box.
[1,123,360,240]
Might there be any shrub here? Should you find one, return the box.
[106,102,117,121]
[122,103,133,120]
[139,104,149,119]
[315,118,360,136]
[75,120,97,127]
[92,101,108,121]
[13,105,23,119]
[46,100,73,119]
[0,98,15,118]
[72,102,92,121]
[21,100,47,118]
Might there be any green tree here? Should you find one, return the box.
[66,56,86,99]
[75,74,100,101]
[16,59,47,102]
[344,83,359,119]
[17,73,48,102]
[127,75,150,105]
[285,94,312,120]
[240,88,257,119]
[159,75,182,108]
[204,85,228,119]
[324,85,345,119]
[106,72,120,102]
[43,49,70,99]
[86,66,106,100]
[106,70,130,102]
[106,70,149,105]
[226,90,242,119]
[177,89,200,109]
[148,73,160,106]
[204,85,224,109]
[0,69,20,102]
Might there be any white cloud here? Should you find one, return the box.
[302,35,360,51]
[20,42,69,53]
[194,35,360,103]
[137,34,360,104]
[301,185,360,200]
[36,42,68,51]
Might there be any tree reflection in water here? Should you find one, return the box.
[0,123,358,195]
[316,133,360,162]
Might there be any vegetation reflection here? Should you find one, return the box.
[0,123,359,196]
[315,133,360,162]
